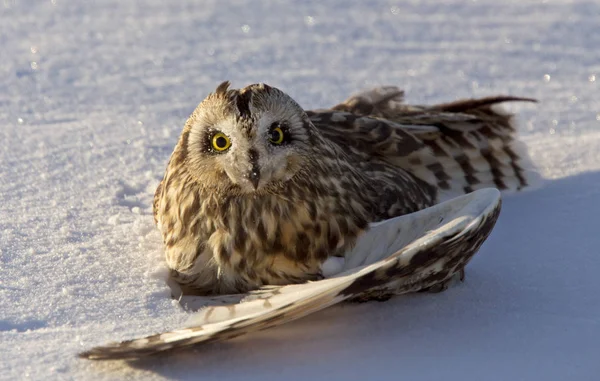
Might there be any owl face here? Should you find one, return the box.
[184,82,314,193]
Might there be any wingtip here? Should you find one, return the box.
[432,95,538,112]
[508,96,538,103]
[77,347,145,361]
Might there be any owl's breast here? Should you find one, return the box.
[157,165,372,295]
[172,189,368,294]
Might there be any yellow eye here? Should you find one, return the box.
[268,126,285,145]
[211,132,231,152]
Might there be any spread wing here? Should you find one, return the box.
[80,188,501,360]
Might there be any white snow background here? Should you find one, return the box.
[1,0,599,380]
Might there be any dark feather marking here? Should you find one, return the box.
[427,163,451,181]
[428,140,448,157]
[454,154,479,185]
[327,226,341,251]
[233,227,246,252]
[256,221,268,243]
[181,195,200,231]
[433,123,478,150]
[480,148,508,189]
[237,257,247,272]
[504,145,528,188]
[187,242,205,266]
[248,149,259,169]
[178,130,190,162]
[408,156,422,166]
[367,121,392,143]
[295,232,310,262]
[408,231,459,268]
[339,270,381,297]
[215,243,230,264]
[248,148,260,184]
[153,181,164,223]
[438,180,450,190]
[236,91,253,118]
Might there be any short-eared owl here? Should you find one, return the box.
[80,82,536,359]
[153,82,534,295]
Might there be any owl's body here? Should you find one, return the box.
[154,82,534,296]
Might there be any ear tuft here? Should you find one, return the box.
[215,81,231,95]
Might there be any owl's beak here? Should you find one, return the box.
[248,169,260,190]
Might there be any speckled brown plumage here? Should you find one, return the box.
[153,81,535,295]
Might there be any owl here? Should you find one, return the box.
[80,82,536,359]
[152,81,534,296]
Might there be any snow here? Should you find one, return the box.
[1,0,599,379]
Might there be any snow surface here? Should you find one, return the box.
[1,0,599,379]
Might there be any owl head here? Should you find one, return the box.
[181,81,316,193]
